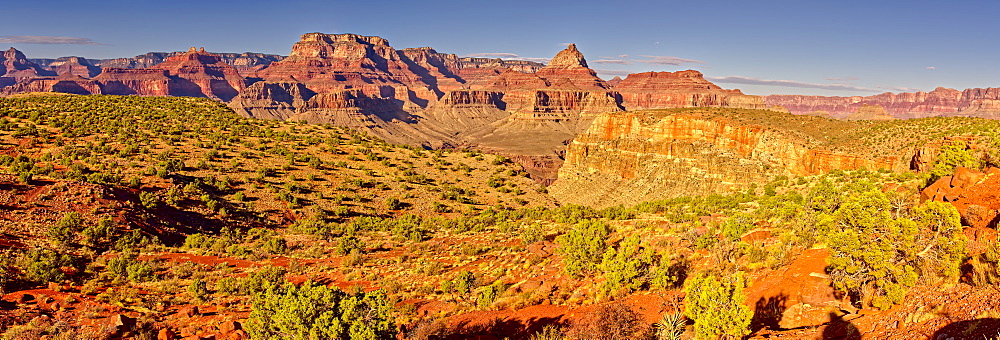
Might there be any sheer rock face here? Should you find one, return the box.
[0,74,102,95]
[763,87,990,119]
[533,44,608,91]
[256,33,428,92]
[47,57,100,78]
[1,48,54,79]
[845,104,896,120]
[613,71,743,109]
[227,82,316,120]
[94,51,284,76]
[151,48,247,101]
[92,68,172,96]
[550,112,911,208]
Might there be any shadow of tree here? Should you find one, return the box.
[932,318,1000,340]
[821,312,860,340]
[448,315,564,340]
[751,294,788,331]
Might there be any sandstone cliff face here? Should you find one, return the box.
[152,48,247,101]
[257,33,428,93]
[227,81,316,120]
[765,87,970,119]
[550,110,911,208]
[613,71,744,109]
[533,44,608,91]
[47,56,100,78]
[845,104,896,120]
[92,68,173,96]
[0,74,102,95]
[94,51,284,76]
[2,48,54,80]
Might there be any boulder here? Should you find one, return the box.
[158,328,177,340]
[778,303,837,329]
[951,167,984,189]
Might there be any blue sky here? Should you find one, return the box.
[3,0,998,96]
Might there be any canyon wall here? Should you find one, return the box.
[549,110,916,208]
[765,87,1000,119]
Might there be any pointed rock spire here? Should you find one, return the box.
[546,43,588,68]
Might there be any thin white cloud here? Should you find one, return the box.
[462,52,549,64]
[591,55,704,66]
[636,55,705,66]
[591,58,632,65]
[825,76,860,82]
[926,66,936,70]
[707,76,882,92]
[0,35,103,45]
[594,69,632,77]
[465,52,520,59]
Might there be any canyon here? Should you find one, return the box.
[4,32,1000,190]
[766,87,1000,119]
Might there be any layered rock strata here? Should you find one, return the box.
[764,87,1000,119]
[550,109,934,208]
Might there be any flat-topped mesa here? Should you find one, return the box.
[613,70,742,109]
[151,47,246,101]
[846,104,896,121]
[2,47,54,79]
[0,73,102,96]
[257,32,431,100]
[765,87,966,119]
[93,68,172,96]
[47,56,100,78]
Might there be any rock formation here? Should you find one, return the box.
[845,104,895,120]
[46,56,100,78]
[151,47,246,101]
[93,68,172,96]
[2,48,54,80]
[613,71,742,109]
[95,51,284,76]
[763,87,1000,119]
[0,74,102,95]
[1,33,780,185]
[549,109,935,208]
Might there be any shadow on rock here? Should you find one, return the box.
[932,318,1000,340]
[821,312,860,340]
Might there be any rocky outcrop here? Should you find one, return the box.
[227,81,316,120]
[94,51,284,76]
[46,56,100,78]
[2,48,54,79]
[533,44,608,91]
[0,74,102,95]
[151,47,246,101]
[613,71,743,109]
[93,68,172,96]
[606,76,623,87]
[845,104,895,120]
[763,87,999,119]
[550,110,913,208]
[256,33,429,93]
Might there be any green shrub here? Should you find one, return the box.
[17,248,74,284]
[48,212,84,246]
[188,278,209,300]
[599,236,654,295]
[912,201,966,282]
[823,190,918,310]
[931,140,979,179]
[556,220,611,278]
[684,272,752,340]
[245,282,395,340]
